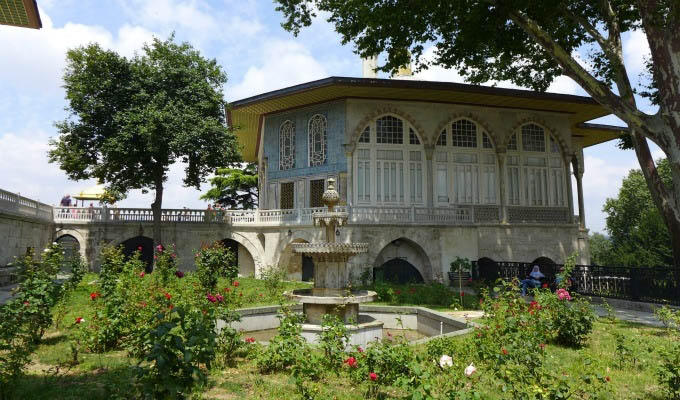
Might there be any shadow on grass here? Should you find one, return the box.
[8,364,136,400]
[38,333,68,347]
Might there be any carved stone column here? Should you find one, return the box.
[496,148,508,224]
[344,145,353,207]
[572,156,586,229]
[565,155,575,224]
[425,145,434,209]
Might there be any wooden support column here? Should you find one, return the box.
[497,149,508,224]
[425,145,434,209]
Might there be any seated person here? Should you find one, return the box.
[520,265,545,296]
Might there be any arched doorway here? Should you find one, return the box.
[56,234,80,273]
[121,236,153,272]
[532,257,555,267]
[476,257,499,283]
[373,238,429,284]
[374,258,424,284]
[220,238,256,277]
[279,239,315,281]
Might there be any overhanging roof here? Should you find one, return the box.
[0,0,42,29]
[229,76,622,162]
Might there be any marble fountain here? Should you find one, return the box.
[226,179,471,346]
[283,178,383,346]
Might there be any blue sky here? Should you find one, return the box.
[0,0,662,233]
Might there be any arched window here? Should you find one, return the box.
[506,123,566,207]
[434,118,497,205]
[308,114,327,166]
[279,120,295,170]
[354,115,425,205]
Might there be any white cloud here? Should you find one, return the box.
[578,154,638,233]
[227,40,328,100]
[0,11,157,94]
[623,29,650,76]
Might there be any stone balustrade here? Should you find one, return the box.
[49,204,573,226]
[0,188,53,222]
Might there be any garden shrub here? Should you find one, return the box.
[255,308,307,373]
[194,242,237,291]
[657,340,680,400]
[134,305,220,399]
[319,313,350,372]
[260,264,287,294]
[0,243,86,398]
[533,289,595,347]
[346,334,418,387]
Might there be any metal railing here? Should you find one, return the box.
[0,188,53,222]
[473,260,680,305]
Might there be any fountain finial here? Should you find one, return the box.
[322,178,339,212]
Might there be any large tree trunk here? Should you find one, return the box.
[151,178,164,267]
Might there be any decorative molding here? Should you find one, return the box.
[504,117,572,155]
[349,107,427,152]
[433,112,500,149]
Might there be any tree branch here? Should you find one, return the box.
[505,8,662,143]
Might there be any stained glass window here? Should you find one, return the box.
[308,114,327,166]
[279,120,295,170]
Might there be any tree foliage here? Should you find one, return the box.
[49,35,239,246]
[599,158,673,267]
[201,163,258,209]
[274,0,680,267]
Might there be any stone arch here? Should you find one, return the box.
[531,256,556,266]
[504,118,572,156]
[348,107,428,152]
[433,112,500,149]
[278,237,315,281]
[219,232,264,275]
[371,236,433,282]
[120,236,154,272]
[54,228,87,266]
[220,238,256,277]
[55,234,80,272]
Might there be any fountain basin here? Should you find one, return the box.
[284,288,378,325]
[225,304,473,346]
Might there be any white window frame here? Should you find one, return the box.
[353,115,426,206]
[434,119,499,207]
[506,123,567,207]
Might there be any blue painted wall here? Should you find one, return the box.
[264,101,347,180]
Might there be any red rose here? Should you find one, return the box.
[502,348,508,355]
[139,272,145,278]
[233,281,239,287]
[164,292,171,300]
[224,287,231,292]
[90,292,100,300]
[216,294,224,302]
[460,292,465,297]
[206,294,217,303]
[542,283,549,288]
[175,270,184,278]
[245,337,255,344]
[168,304,174,310]
[137,246,143,251]
[344,357,357,368]
[357,346,364,353]
[369,372,378,381]
[75,317,83,324]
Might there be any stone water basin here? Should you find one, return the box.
[225,304,473,345]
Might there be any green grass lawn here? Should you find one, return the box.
[9,274,669,399]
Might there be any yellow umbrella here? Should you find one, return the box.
[73,184,106,206]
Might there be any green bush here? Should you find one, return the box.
[255,308,307,373]
[194,242,237,292]
[319,313,350,372]
[657,341,680,399]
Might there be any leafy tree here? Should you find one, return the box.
[588,232,613,266]
[602,158,673,267]
[274,0,680,267]
[201,162,258,209]
[49,36,239,248]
